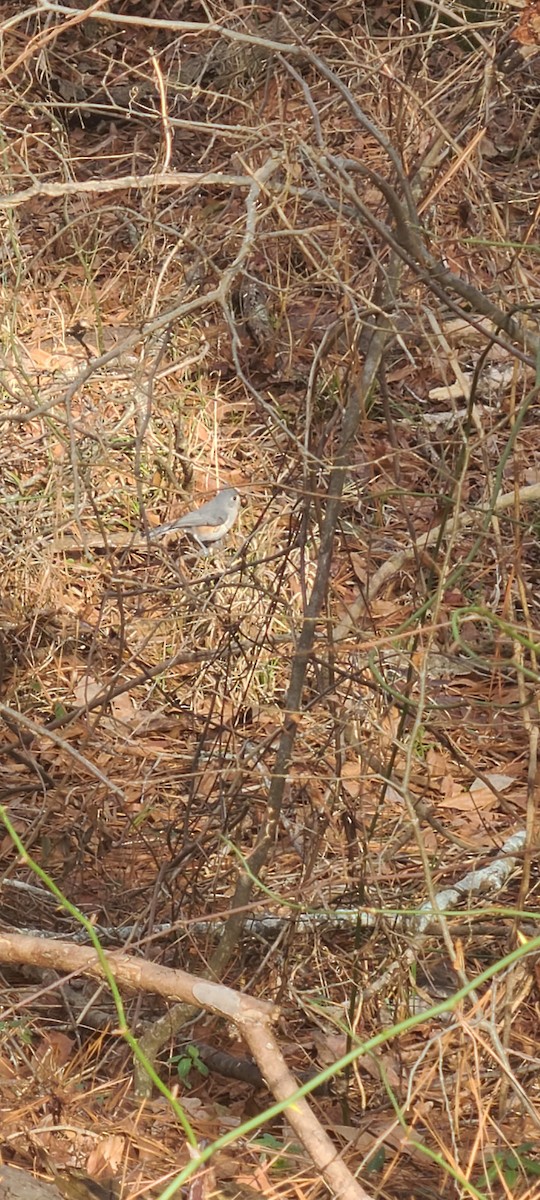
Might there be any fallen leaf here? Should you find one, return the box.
[87,1137,125,1177]
[73,675,103,705]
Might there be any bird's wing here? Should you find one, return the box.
[176,501,224,528]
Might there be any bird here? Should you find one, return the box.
[148,487,241,553]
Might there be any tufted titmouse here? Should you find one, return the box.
[148,487,241,553]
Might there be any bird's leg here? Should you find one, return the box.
[191,532,210,555]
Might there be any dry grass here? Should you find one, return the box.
[0,1,540,1197]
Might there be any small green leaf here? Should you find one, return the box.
[365,1146,385,1174]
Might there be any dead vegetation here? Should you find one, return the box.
[0,1,540,1198]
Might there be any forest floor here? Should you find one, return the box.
[0,3,539,1199]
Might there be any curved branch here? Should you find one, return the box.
[0,931,370,1200]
